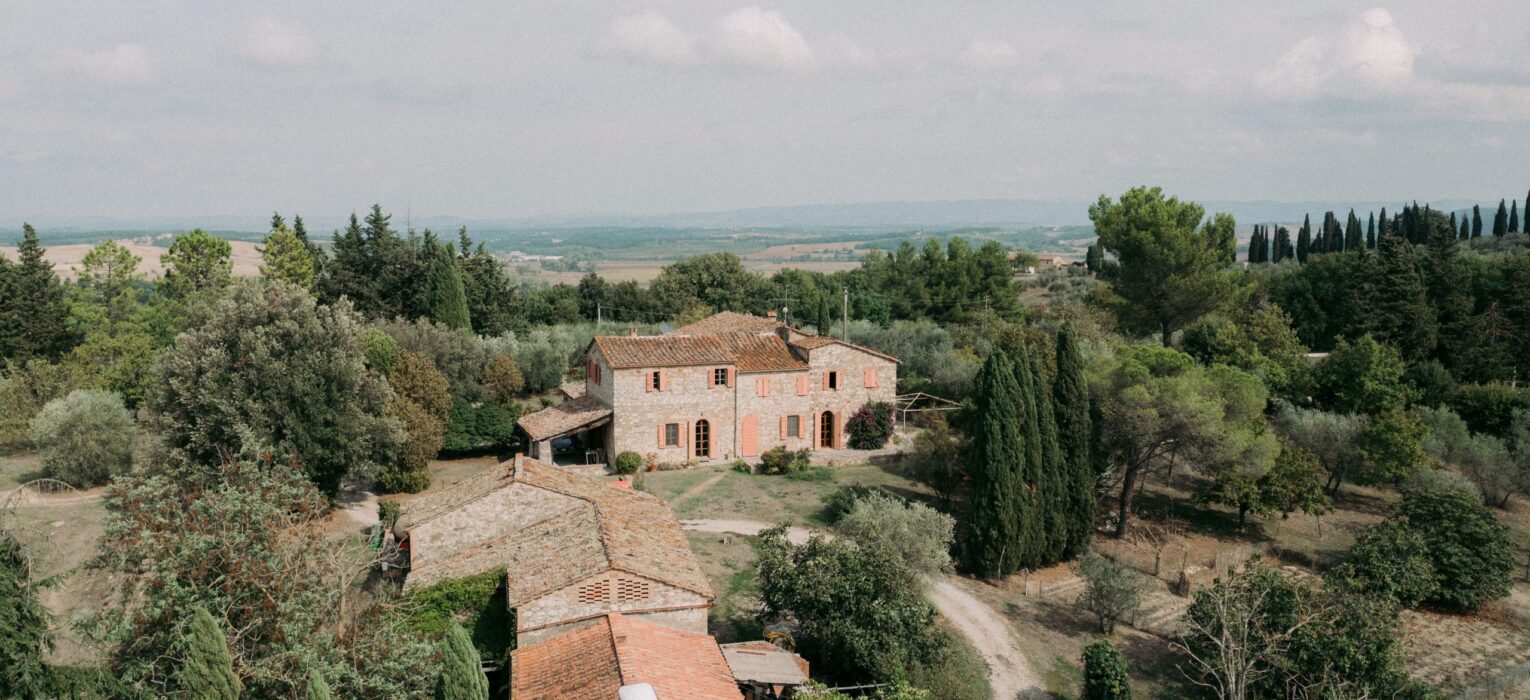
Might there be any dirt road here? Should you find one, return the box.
[679,518,1044,698]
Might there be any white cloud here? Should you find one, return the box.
[608,12,698,66]
[708,7,815,73]
[961,39,1020,70]
[71,43,152,86]
[1341,8,1414,85]
[1259,7,1415,98]
[241,18,318,67]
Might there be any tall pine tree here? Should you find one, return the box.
[435,620,488,700]
[1054,323,1095,558]
[962,349,1028,577]
[421,231,471,330]
[179,607,241,699]
[1,224,77,361]
[1363,233,1436,362]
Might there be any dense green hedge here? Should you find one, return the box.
[404,568,515,661]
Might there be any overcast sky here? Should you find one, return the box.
[2,1,1528,222]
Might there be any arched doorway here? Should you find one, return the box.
[694,419,711,459]
[818,411,835,449]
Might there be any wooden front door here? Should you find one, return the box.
[740,415,759,457]
[818,411,835,448]
[694,419,711,458]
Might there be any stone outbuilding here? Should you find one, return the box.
[518,311,899,468]
[394,455,713,646]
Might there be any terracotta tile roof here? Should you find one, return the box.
[669,311,782,336]
[559,381,586,400]
[517,395,612,442]
[591,331,807,373]
[787,334,901,364]
[719,642,810,687]
[512,614,743,700]
[400,458,713,603]
[511,615,621,699]
[592,334,735,369]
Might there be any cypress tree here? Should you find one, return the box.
[1054,323,1095,558]
[1345,210,1362,251]
[962,349,1027,577]
[0,527,52,699]
[180,607,241,700]
[1246,228,1259,263]
[1296,222,1311,263]
[1011,346,1045,566]
[435,620,488,700]
[1460,213,1471,241]
[1472,205,1484,238]
[0,224,77,361]
[1028,350,1067,564]
[306,668,332,700]
[1085,244,1104,273]
[1378,207,1390,242]
[1511,200,1520,234]
[1367,212,1377,249]
[421,231,472,330]
[1273,226,1292,262]
[817,299,832,335]
[1082,638,1132,700]
[1493,199,1509,237]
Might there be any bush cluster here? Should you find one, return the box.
[846,401,896,449]
[760,446,813,475]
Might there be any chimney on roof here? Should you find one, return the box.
[766,310,777,319]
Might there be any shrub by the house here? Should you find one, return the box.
[846,401,895,449]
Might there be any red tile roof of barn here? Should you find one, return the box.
[668,310,782,336]
[516,394,612,442]
[592,331,806,372]
[512,614,743,700]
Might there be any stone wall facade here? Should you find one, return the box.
[517,570,709,644]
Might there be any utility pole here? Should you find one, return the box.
[841,286,848,341]
[597,303,602,324]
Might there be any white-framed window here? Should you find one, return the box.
[664,423,680,447]
[713,368,728,386]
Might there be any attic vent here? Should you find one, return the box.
[577,580,610,604]
[616,578,650,602]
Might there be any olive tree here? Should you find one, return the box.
[835,492,955,579]
[29,389,136,487]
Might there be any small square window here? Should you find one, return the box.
[787,415,801,438]
[651,371,662,391]
[713,368,728,386]
[664,423,680,447]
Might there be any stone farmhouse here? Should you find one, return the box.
[393,455,713,646]
[518,311,899,468]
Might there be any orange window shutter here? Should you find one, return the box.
[683,421,690,450]
[779,416,787,438]
[645,372,653,393]
[660,369,669,392]
[657,424,664,447]
[864,367,877,388]
[727,368,735,388]
[822,371,829,390]
[795,375,808,395]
